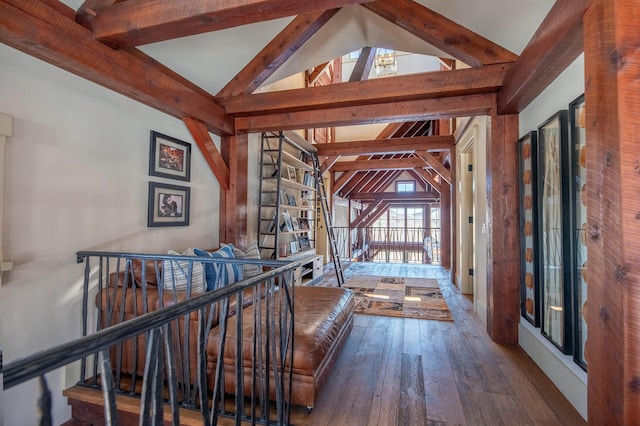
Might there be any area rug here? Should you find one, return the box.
[344,275,453,322]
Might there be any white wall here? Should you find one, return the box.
[518,54,587,420]
[0,44,222,425]
[455,116,488,324]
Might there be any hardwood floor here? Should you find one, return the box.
[289,262,586,425]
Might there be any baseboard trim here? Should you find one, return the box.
[518,320,587,420]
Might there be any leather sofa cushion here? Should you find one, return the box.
[207,286,354,374]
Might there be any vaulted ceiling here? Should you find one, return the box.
[1,0,588,199]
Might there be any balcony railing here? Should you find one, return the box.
[4,251,300,425]
[333,226,441,264]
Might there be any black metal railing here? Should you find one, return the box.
[4,250,300,425]
[334,226,441,264]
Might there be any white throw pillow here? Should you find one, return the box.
[162,248,205,294]
[230,241,262,280]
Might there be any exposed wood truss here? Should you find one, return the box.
[349,47,377,82]
[316,135,454,157]
[183,118,230,191]
[216,9,340,97]
[221,64,511,115]
[362,0,518,67]
[349,192,440,202]
[0,0,235,136]
[498,0,593,113]
[79,0,372,47]
[332,157,426,172]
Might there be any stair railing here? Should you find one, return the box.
[4,252,300,425]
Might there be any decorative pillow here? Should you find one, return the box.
[194,245,243,291]
[230,241,262,280]
[161,248,205,294]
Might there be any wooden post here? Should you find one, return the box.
[440,183,451,269]
[219,134,248,249]
[486,105,520,344]
[584,1,640,423]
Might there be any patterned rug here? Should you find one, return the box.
[344,275,453,321]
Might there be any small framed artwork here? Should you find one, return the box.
[291,216,300,231]
[282,210,294,232]
[299,197,310,208]
[290,241,299,254]
[537,109,572,354]
[298,217,309,230]
[148,182,190,227]
[518,131,539,326]
[298,236,311,250]
[286,193,297,206]
[287,165,297,181]
[149,131,191,181]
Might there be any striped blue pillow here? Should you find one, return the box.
[194,246,243,291]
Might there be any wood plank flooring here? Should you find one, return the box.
[289,262,586,425]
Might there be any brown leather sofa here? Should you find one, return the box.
[96,259,354,409]
[206,286,355,409]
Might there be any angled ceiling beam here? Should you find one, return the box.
[183,118,230,191]
[361,201,391,228]
[351,200,385,228]
[308,61,331,86]
[333,171,357,195]
[222,64,510,115]
[498,0,592,113]
[316,135,453,157]
[333,157,426,172]
[407,169,428,191]
[362,0,518,67]
[341,170,376,197]
[217,9,340,98]
[413,168,441,193]
[371,170,403,193]
[320,155,341,175]
[236,94,493,132]
[81,0,372,47]
[349,46,377,82]
[349,191,440,201]
[415,151,452,185]
[1,0,235,136]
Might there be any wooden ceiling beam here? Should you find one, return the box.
[183,118,230,191]
[222,64,510,115]
[82,0,372,47]
[415,151,452,185]
[498,0,593,113]
[1,0,234,136]
[362,0,518,67]
[236,94,494,132]
[217,9,340,98]
[413,168,441,193]
[350,191,440,201]
[349,46,377,82]
[316,135,453,157]
[339,171,372,197]
[333,171,357,195]
[351,200,385,228]
[307,61,331,86]
[332,157,426,172]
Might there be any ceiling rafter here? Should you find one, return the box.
[217,9,341,98]
[348,46,377,82]
[332,157,426,172]
[236,93,493,132]
[498,0,592,113]
[316,135,453,157]
[81,0,373,47]
[349,191,440,201]
[221,64,510,115]
[184,117,230,190]
[415,151,452,185]
[307,61,332,86]
[362,0,518,67]
[0,0,234,136]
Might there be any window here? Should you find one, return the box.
[396,180,415,192]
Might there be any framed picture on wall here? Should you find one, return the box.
[537,109,573,354]
[518,131,540,326]
[148,182,190,227]
[570,93,588,370]
[149,131,191,181]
